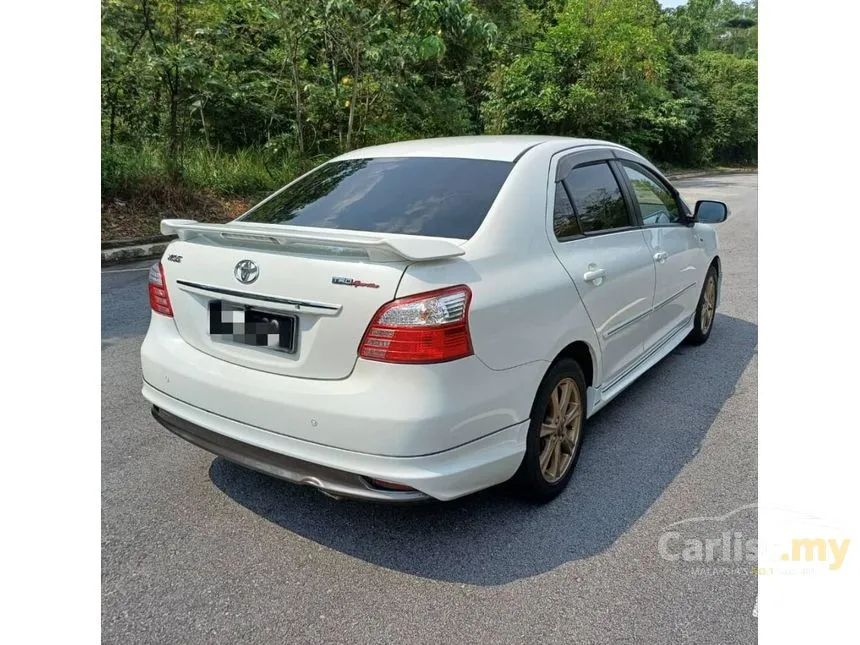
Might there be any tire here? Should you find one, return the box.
[511,358,587,503]
[686,264,719,345]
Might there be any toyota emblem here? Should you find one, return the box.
[234,259,259,285]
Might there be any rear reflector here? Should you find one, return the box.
[148,261,174,317]
[369,479,417,492]
[358,286,472,364]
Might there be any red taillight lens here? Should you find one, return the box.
[358,286,472,364]
[148,261,173,317]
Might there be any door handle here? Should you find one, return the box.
[583,268,606,283]
[653,251,668,263]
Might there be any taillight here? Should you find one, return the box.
[148,261,173,317]
[358,285,472,364]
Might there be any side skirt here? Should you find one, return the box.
[585,316,694,417]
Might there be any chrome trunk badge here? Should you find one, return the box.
[234,260,259,284]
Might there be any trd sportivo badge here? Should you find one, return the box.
[331,276,380,289]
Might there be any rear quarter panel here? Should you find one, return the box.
[396,254,598,374]
[395,144,604,386]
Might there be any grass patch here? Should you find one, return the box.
[101,142,331,240]
[102,141,321,197]
[101,179,254,240]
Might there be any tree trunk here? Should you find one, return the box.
[152,86,161,131]
[346,84,358,150]
[199,103,209,149]
[168,76,180,179]
[291,51,304,155]
[360,92,370,136]
[167,0,183,179]
[346,56,360,150]
[108,89,117,145]
[267,48,290,142]
[328,37,343,151]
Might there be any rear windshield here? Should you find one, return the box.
[238,157,513,239]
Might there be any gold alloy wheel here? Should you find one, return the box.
[701,274,717,333]
[539,378,583,483]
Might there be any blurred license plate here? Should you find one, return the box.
[208,301,297,353]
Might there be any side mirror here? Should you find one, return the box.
[694,200,729,224]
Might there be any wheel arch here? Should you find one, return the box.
[550,340,597,389]
[710,255,722,308]
[711,254,721,275]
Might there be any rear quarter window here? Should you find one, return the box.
[238,157,514,239]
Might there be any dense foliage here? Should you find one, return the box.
[102,0,757,204]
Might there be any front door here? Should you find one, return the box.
[617,161,708,350]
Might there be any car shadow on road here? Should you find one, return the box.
[209,313,757,586]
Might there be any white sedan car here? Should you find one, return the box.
[141,135,728,503]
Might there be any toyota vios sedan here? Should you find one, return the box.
[141,135,729,503]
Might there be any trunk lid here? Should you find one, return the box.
[158,220,464,380]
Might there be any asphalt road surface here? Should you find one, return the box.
[102,173,758,644]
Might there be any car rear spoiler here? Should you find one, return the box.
[160,219,466,262]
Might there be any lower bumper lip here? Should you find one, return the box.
[150,406,431,504]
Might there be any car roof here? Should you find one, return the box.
[333,135,618,163]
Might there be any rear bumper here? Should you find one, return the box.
[141,313,545,456]
[143,380,529,501]
[151,405,429,502]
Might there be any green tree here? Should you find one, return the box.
[482,0,673,153]
[101,0,757,208]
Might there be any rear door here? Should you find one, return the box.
[616,160,708,350]
[549,152,656,385]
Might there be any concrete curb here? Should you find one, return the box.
[101,240,173,266]
[102,234,175,250]
[666,168,757,181]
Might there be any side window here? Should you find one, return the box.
[565,162,631,233]
[553,182,582,239]
[621,163,682,225]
